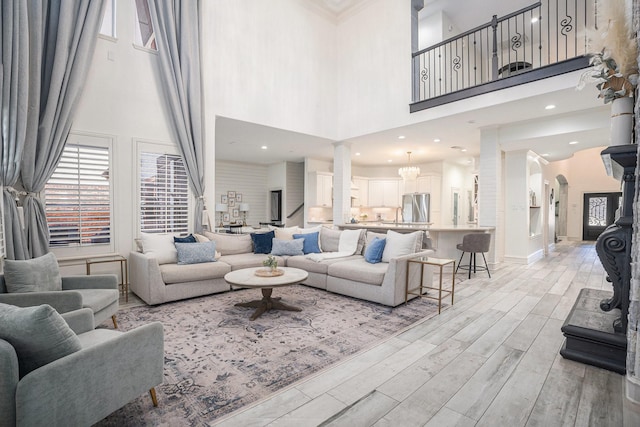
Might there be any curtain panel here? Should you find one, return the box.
[149,0,207,233]
[1,1,30,259]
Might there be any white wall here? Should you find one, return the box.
[216,161,269,227]
[545,147,621,240]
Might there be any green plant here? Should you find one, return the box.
[262,255,278,270]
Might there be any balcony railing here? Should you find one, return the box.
[411,0,595,112]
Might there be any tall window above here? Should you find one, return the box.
[134,0,157,50]
[139,150,189,234]
[45,139,112,249]
[99,0,116,38]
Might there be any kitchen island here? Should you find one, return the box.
[338,223,495,262]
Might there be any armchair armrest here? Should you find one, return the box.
[62,274,118,290]
[16,322,164,426]
[0,291,82,314]
[61,308,95,335]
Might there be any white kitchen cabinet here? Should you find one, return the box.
[352,177,368,207]
[368,179,401,207]
[309,172,333,207]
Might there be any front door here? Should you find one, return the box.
[582,192,622,241]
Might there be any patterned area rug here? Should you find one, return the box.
[97,285,440,426]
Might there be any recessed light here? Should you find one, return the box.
[569,141,579,145]
[398,135,406,140]
[433,138,441,142]
[461,148,467,152]
[261,145,268,150]
[545,104,556,110]
[388,159,393,163]
[531,16,539,23]
[542,153,550,157]
[355,152,361,156]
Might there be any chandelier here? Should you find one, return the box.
[398,151,420,181]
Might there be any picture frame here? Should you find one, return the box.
[221,195,228,204]
[227,191,236,199]
[233,208,240,217]
[236,193,242,202]
[228,198,236,207]
[223,213,230,222]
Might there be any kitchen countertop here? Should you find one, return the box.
[338,223,495,232]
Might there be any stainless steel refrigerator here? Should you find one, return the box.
[402,193,430,223]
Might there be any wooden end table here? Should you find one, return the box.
[224,267,309,320]
[406,256,455,314]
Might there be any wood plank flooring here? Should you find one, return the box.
[212,242,640,427]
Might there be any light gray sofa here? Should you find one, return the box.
[0,274,120,328]
[0,307,163,427]
[129,229,434,307]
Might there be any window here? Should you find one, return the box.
[139,146,189,234]
[134,0,157,50]
[99,0,116,38]
[45,137,112,249]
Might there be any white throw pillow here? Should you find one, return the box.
[381,230,421,262]
[140,233,178,265]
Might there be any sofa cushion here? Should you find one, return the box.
[140,233,178,264]
[251,231,275,254]
[382,230,422,262]
[204,232,253,255]
[75,289,120,313]
[292,232,321,254]
[176,241,217,265]
[320,227,341,252]
[3,252,62,293]
[159,262,231,284]
[271,238,304,256]
[287,254,363,274]
[364,237,386,264]
[218,253,286,271]
[328,258,387,286]
[0,303,82,378]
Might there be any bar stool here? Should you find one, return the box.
[455,233,491,279]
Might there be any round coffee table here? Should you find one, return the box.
[224,267,309,320]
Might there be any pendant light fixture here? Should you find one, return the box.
[398,151,420,181]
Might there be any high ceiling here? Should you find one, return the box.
[215,0,610,167]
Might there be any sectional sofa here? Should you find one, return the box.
[129,227,434,307]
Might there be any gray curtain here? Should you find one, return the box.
[1,1,30,259]
[149,0,207,233]
[17,0,106,257]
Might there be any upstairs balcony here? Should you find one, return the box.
[411,0,595,112]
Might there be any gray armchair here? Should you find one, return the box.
[0,308,164,426]
[0,274,120,328]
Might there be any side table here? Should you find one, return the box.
[406,256,455,314]
[86,255,129,302]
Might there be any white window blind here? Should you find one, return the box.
[45,144,111,247]
[140,152,189,234]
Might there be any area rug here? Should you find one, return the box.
[97,285,440,426]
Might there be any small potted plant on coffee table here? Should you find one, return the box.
[262,255,278,272]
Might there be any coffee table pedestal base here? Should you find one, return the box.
[235,288,301,320]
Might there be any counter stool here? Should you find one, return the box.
[455,233,491,279]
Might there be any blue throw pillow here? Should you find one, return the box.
[251,230,275,254]
[292,231,321,254]
[271,238,304,256]
[364,237,386,264]
[174,234,196,243]
[175,241,217,265]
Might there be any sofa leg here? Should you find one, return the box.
[112,315,118,329]
[150,387,158,407]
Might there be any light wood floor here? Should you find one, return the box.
[211,241,640,426]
